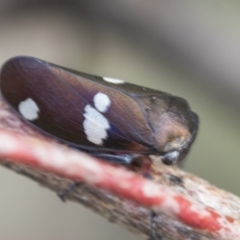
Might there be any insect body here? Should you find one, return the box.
[0,56,199,165]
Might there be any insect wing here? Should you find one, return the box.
[0,57,155,153]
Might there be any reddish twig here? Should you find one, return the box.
[0,99,240,239]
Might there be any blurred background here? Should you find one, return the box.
[0,1,240,240]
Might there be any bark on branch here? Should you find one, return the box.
[0,97,240,240]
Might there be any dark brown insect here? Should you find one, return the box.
[0,56,199,165]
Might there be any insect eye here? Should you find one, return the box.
[161,151,179,165]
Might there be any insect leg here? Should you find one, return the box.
[90,153,134,165]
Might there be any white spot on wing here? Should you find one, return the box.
[18,98,40,121]
[83,105,110,145]
[93,92,111,113]
[103,77,124,84]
